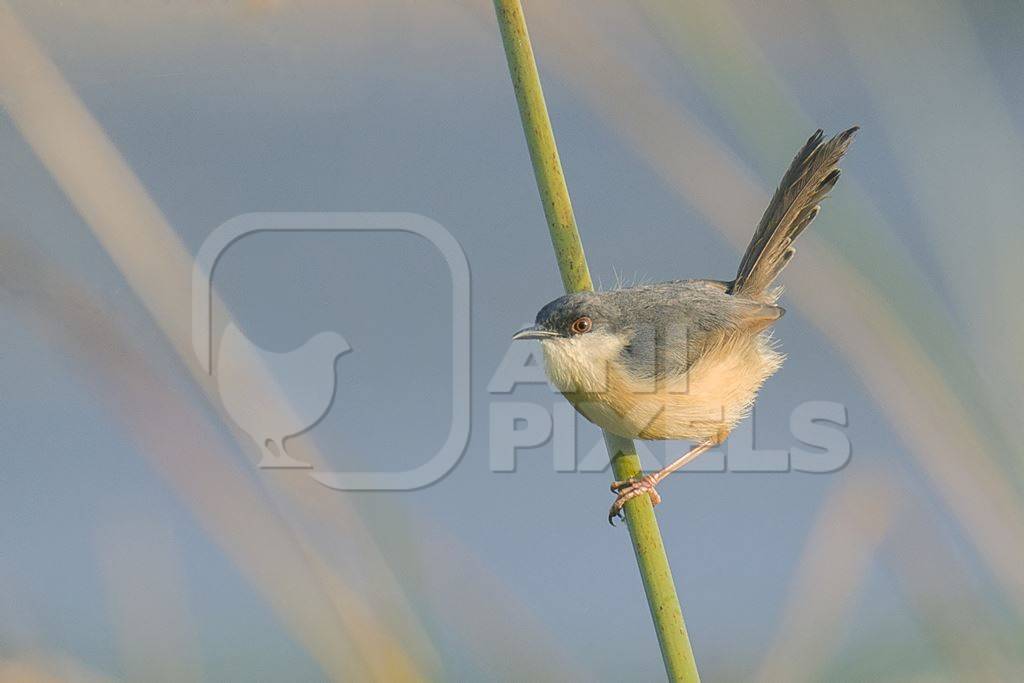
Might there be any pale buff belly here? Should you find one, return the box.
[545,335,782,442]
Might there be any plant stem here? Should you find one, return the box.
[492,2,700,680]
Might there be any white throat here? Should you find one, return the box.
[540,332,628,394]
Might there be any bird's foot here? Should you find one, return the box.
[608,474,661,525]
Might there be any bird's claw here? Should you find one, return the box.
[608,475,661,525]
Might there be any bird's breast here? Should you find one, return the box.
[543,333,782,441]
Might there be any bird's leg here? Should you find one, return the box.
[608,440,715,525]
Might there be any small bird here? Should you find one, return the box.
[513,127,857,524]
[217,321,350,468]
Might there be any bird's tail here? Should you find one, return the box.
[729,126,858,301]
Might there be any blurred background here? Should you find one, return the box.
[2,0,1023,680]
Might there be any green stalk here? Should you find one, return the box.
[492,2,700,680]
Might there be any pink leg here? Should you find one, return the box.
[608,441,715,525]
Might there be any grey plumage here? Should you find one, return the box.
[514,127,857,522]
[534,281,781,382]
[515,127,856,443]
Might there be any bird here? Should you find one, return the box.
[513,127,858,524]
[216,321,350,468]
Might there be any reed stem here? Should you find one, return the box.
[492,2,700,679]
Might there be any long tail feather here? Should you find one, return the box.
[730,127,858,300]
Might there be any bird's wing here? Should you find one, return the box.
[617,281,782,381]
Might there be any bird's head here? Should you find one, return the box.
[513,291,625,341]
[512,292,629,393]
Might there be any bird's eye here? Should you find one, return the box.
[570,316,592,335]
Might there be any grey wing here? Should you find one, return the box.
[616,280,783,381]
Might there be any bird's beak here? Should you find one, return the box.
[512,326,560,341]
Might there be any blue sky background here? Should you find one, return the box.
[3,1,1023,680]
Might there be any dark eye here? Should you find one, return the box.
[570,316,592,335]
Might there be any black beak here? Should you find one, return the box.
[512,325,560,341]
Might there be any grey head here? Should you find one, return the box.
[516,287,684,383]
[512,290,637,393]
[513,282,784,381]
[512,291,628,341]
[513,288,695,385]
[513,283,740,343]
